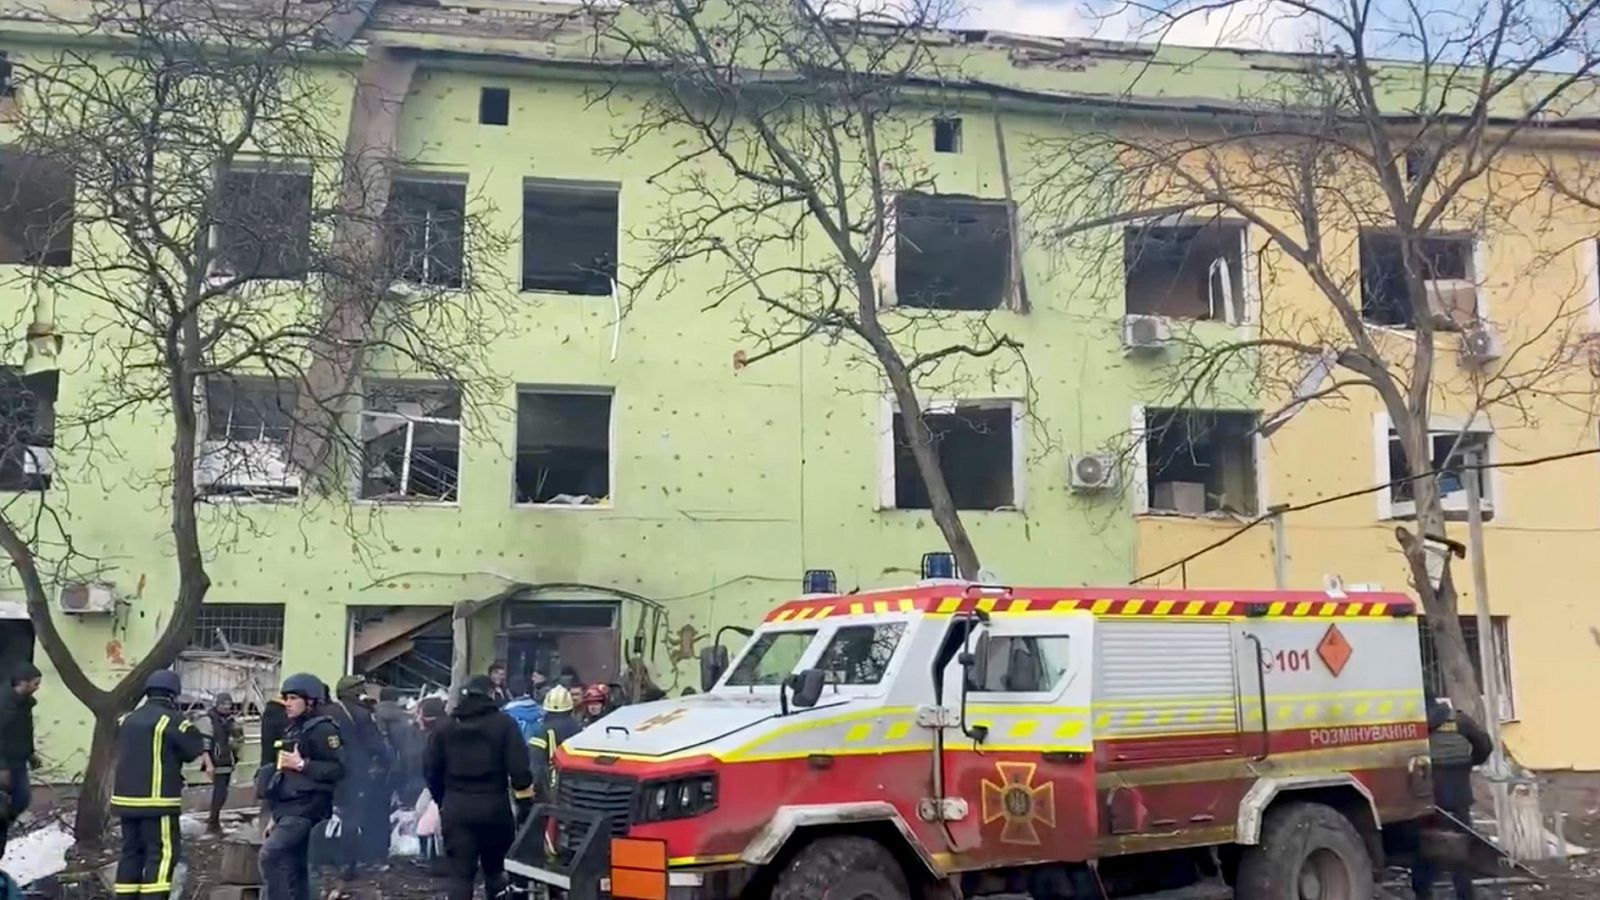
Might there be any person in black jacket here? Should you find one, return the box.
[328,674,393,874]
[201,693,245,834]
[1412,696,1495,900]
[424,676,534,900]
[110,670,207,900]
[260,673,346,900]
[0,662,41,822]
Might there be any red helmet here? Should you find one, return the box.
[581,684,610,705]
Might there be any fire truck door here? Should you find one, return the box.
[935,615,1096,869]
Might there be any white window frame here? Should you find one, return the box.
[875,192,1020,311]
[1583,239,1600,335]
[389,173,470,292]
[1373,412,1498,521]
[1122,214,1260,327]
[1131,403,1268,517]
[511,385,616,510]
[194,375,301,501]
[877,396,1025,512]
[1357,230,1486,333]
[207,160,314,284]
[357,381,463,505]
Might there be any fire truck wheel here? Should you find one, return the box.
[770,835,911,900]
[1235,802,1373,900]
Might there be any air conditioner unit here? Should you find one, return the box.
[1069,453,1118,492]
[59,581,115,615]
[1460,323,1502,365]
[196,440,301,494]
[1121,315,1172,353]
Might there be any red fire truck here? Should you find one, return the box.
[508,568,1513,900]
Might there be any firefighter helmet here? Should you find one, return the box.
[581,684,610,706]
[543,684,575,713]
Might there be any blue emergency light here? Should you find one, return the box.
[803,569,838,594]
[921,552,957,580]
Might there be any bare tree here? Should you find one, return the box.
[579,0,1041,577]
[0,0,512,838]
[1032,0,1600,719]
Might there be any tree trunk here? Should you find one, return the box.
[73,712,121,844]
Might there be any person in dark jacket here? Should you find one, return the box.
[327,674,393,873]
[1411,696,1495,900]
[260,673,345,900]
[487,661,511,706]
[110,670,207,900]
[0,662,41,821]
[375,687,423,806]
[528,685,583,803]
[425,676,534,900]
[200,692,245,834]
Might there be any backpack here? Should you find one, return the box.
[503,699,545,746]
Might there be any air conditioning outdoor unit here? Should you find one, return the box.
[1460,323,1502,365]
[59,581,115,615]
[1069,453,1118,492]
[1121,315,1172,353]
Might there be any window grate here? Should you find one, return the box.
[190,603,286,651]
[1418,614,1514,721]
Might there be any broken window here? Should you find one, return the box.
[1124,222,1246,322]
[388,178,466,288]
[522,182,618,296]
[190,603,286,652]
[1360,232,1476,329]
[360,381,461,502]
[349,605,453,689]
[479,87,510,126]
[1144,408,1258,516]
[1385,424,1491,518]
[514,389,612,505]
[1419,615,1514,720]
[501,599,623,688]
[0,149,73,266]
[0,368,55,492]
[198,376,299,498]
[934,117,962,153]
[894,194,1011,311]
[892,402,1015,510]
[212,167,312,280]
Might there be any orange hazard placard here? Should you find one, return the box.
[610,837,668,900]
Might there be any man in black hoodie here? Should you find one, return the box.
[1411,695,1495,900]
[0,662,41,821]
[425,676,534,900]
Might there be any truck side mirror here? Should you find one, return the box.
[788,669,826,709]
[699,645,729,692]
[960,633,991,690]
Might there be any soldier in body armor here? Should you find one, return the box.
[1412,694,1494,900]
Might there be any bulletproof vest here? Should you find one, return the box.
[1429,712,1475,768]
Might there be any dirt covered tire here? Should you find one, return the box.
[770,835,911,900]
[1236,802,1374,900]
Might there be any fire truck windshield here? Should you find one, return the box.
[816,623,906,685]
[726,629,816,686]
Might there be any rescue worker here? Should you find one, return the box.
[328,674,393,874]
[110,670,207,900]
[199,692,245,834]
[578,684,610,727]
[260,673,346,900]
[424,675,534,900]
[529,685,582,803]
[1411,695,1494,900]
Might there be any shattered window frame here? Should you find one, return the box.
[204,375,297,445]
[1379,415,1493,520]
[882,192,1015,312]
[1358,230,1479,330]
[0,368,55,492]
[883,398,1022,512]
[0,146,75,267]
[521,179,620,297]
[1139,407,1261,518]
[387,176,468,290]
[209,163,314,281]
[513,387,614,508]
[1122,219,1250,324]
[358,380,462,503]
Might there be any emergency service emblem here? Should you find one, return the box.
[328,734,341,749]
[981,762,1055,845]
[637,708,688,732]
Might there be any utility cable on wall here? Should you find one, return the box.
[1133,446,1600,584]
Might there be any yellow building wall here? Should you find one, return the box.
[1134,144,1600,772]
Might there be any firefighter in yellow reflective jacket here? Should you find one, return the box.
[110,670,208,900]
[528,685,581,803]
